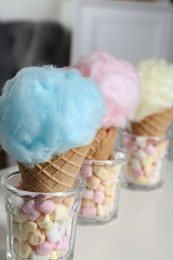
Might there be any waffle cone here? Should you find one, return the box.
[86,127,117,160]
[131,107,173,137]
[18,145,90,192]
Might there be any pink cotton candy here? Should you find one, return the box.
[72,52,140,128]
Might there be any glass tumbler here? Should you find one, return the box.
[122,130,169,190]
[1,169,85,260]
[78,148,126,224]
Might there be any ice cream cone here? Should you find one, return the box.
[131,107,173,137]
[18,145,90,192]
[86,127,117,160]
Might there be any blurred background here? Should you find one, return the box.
[0,0,173,168]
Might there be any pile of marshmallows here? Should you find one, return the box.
[11,195,74,260]
[123,132,168,186]
[79,158,123,219]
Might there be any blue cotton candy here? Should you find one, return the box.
[0,66,106,167]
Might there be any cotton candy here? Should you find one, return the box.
[0,66,106,167]
[72,51,140,128]
[134,59,173,122]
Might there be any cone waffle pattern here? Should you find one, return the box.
[18,145,90,192]
[131,107,173,137]
[86,127,117,160]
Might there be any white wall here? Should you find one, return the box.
[0,0,76,29]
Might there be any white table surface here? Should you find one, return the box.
[0,163,173,260]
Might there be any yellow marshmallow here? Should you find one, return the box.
[104,183,116,197]
[81,198,95,207]
[86,175,101,190]
[28,227,45,246]
[14,240,32,258]
[13,223,29,241]
[93,166,109,181]
[49,250,61,260]
[24,221,37,233]
[105,164,121,174]
[63,197,74,208]
[51,204,68,221]
[102,173,115,186]
[36,214,54,230]
[97,204,106,217]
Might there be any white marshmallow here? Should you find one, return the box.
[46,224,61,244]
[31,252,49,260]
[131,159,142,170]
[82,189,94,199]
[134,149,147,160]
[135,137,147,148]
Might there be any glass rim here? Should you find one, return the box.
[122,128,169,141]
[1,168,86,197]
[83,147,127,165]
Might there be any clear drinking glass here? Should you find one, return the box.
[1,169,85,260]
[122,129,169,190]
[78,148,126,225]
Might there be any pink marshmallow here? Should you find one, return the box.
[132,169,144,177]
[59,236,69,251]
[123,135,132,145]
[22,200,41,221]
[35,200,56,214]
[126,140,138,152]
[36,241,53,256]
[80,165,93,177]
[72,51,140,128]
[52,240,61,250]
[93,190,105,204]
[144,143,156,155]
[81,206,97,217]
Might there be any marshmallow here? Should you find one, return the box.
[96,184,105,192]
[24,221,37,233]
[126,140,138,152]
[35,200,56,214]
[86,175,101,190]
[93,190,105,204]
[81,206,97,217]
[102,173,116,186]
[135,137,147,147]
[144,143,156,155]
[97,204,106,217]
[80,165,93,177]
[49,250,61,260]
[104,183,116,197]
[131,158,142,171]
[36,214,54,230]
[28,227,45,246]
[105,164,121,174]
[13,222,29,241]
[13,211,29,223]
[36,241,53,256]
[132,169,144,177]
[11,196,24,212]
[82,188,94,199]
[63,197,74,208]
[59,236,69,251]
[82,198,95,207]
[31,252,49,260]
[22,200,41,221]
[93,166,109,181]
[134,149,147,160]
[51,204,68,221]
[45,224,61,244]
[14,240,32,258]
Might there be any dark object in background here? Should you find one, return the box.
[0,21,70,169]
[0,21,70,93]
